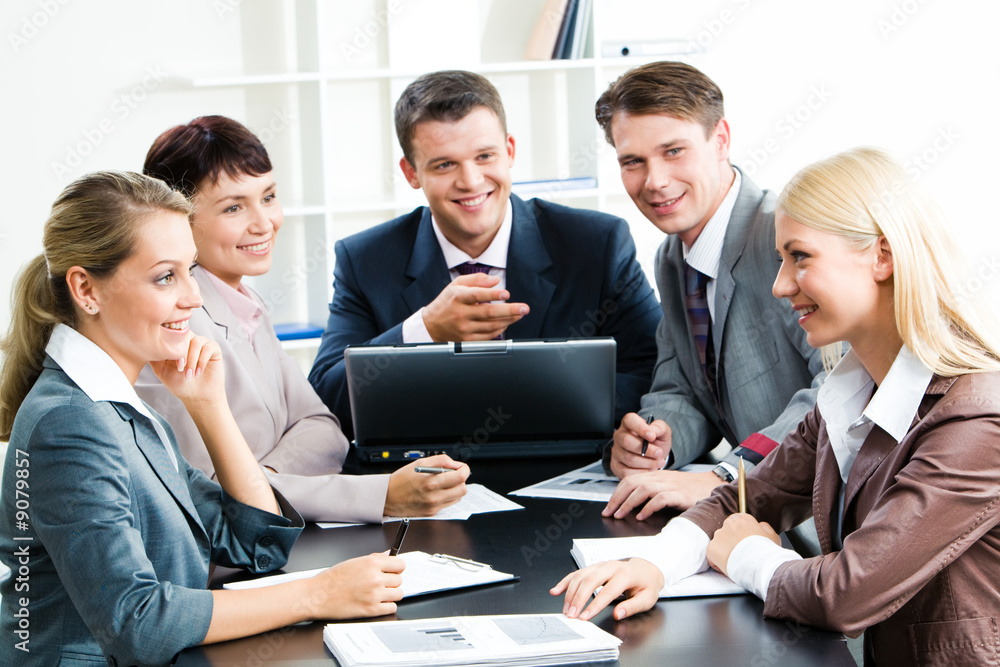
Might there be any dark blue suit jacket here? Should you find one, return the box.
[308,194,661,439]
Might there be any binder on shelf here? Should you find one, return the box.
[601,39,701,59]
[523,0,570,60]
[569,0,593,59]
[553,0,579,59]
[273,322,325,342]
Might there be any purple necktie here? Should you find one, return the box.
[684,263,715,393]
[454,262,493,276]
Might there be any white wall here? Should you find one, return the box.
[2,0,998,340]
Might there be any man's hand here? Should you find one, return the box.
[603,470,725,520]
[609,413,671,478]
[706,514,781,577]
[423,273,529,341]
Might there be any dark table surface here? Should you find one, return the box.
[176,456,855,666]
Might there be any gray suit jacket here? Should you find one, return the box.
[0,358,302,666]
[643,170,825,469]
[136,266,391,523]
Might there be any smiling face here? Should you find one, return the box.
[611,112,734,247]
[399,107,515,258]
[190,170,283,289]
[772,211,896,356]
[83,211,203,383]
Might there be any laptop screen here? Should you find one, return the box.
[344,338,615,461]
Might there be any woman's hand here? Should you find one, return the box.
[384,454,470,517]
[149,335,225,410]
[306,553,406,620]
[706,514,781,577]
[549,558,663,621]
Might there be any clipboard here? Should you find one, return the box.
[222,551,517,598]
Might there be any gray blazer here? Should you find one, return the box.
[136,266,391,523]
[643,170,825,469]
[0,358,302,666]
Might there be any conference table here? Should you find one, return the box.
[176,456,855,666]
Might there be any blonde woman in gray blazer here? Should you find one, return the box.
[137,116,469,523]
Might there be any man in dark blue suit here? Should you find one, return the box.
[309,70,661,439]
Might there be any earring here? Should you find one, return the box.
[85,304,98,314]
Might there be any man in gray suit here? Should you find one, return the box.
[601,61,825,521]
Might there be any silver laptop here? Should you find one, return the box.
[344,338,616,462]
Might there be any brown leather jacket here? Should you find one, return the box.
[684,371,1000,666]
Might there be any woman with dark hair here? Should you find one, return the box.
[139,115,469,523]
[0,171,405,666]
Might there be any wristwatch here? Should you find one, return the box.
[713,463,735,483]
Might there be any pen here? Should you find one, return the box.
[738,457,747,515]
[389,518,409,556]
[414,466,449,474]
[640,414,654,457]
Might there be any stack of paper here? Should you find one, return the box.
[223,551,516,598]
[571,536,745,598]
[323,614,620,666]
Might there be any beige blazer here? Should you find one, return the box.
[136,266,389,523]
[684,371,1000,666]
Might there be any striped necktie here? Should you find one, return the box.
[454,262,493,276]
[684,264,715,392]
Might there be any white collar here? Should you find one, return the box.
[45,323,178,470]
[683,167,741,280]
[431,197,513,270]
[820,345,934,443]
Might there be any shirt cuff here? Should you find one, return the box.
[402,308,434,344]
[727,535,802,601]
[645,517,710,586]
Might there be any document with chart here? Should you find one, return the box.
[222,551,515,598]
[323,613,621,666]
[510,460,714,502]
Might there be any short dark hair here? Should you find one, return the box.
[394,70,507,164]
[595,61,725,146]
[143,115,272,198]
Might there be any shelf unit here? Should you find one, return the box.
[185,0,695,348]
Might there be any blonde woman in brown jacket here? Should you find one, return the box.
[553,147,1000,666]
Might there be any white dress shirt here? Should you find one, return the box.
[681,167,741,322]
[403,199,514,343]
[45,323,178,470]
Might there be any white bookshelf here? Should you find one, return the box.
[183,0,693,348]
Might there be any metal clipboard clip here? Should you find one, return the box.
[429,553,492,572]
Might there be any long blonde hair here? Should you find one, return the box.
[0,171,192,439]
[778,147,1000,376]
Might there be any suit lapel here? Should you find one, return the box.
[402,208,452,315]
[112,403,201,527]
[505,197,554,340]
[195,268,281,421]
[713,170,763,370]
[813,434,844,554]
[843,427,898,521]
